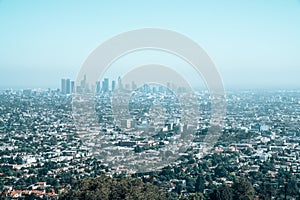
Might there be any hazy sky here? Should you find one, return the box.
[0,0,300,89]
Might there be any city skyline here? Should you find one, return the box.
[59,75,191,94]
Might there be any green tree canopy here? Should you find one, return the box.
[59,175,166,200]
[232,178,255,200]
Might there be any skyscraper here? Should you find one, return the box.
[103,78,109,93]
[96,81,101,94]
[117,76,123,90]
[66,79,71,94]
[61,79,66,94]
[71,81,75,93]
[80,74,89,93]
[111,80,116,91]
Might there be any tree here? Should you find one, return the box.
[59,175,166,200]
[287,176,298,197]
[15,155,23,164]
[188,192,204,200]
[210,185,233,200]
[214,165,227,178]
[174,182,183,195]
[195,175,205,193]
[232,178,255,200]
[186,177,196,193]
[160,166,174,180]
[258,179,273,200]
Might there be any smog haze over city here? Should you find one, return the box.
[0,0,300,89]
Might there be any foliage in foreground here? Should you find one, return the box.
[59,175,166,200]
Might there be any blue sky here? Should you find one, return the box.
[0,0,300,89]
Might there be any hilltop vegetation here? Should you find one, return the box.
[59,175,166,200]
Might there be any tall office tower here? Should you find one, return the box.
[96,81,101,94]
[103,78,109,93]
[102,80,105,92]
[61,79,66,94]
[71,81,75,93]
[111,80,116,91]
[66,79,71,94]
[80,74,88,93]
[117,76,123,90]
